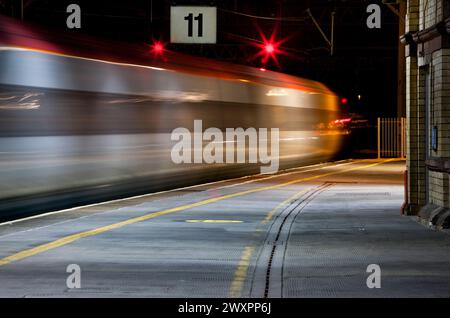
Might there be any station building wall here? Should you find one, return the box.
[402,0,450,228]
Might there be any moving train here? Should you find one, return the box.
[0,16,344,221]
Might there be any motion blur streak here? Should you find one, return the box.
[0,16,345,220]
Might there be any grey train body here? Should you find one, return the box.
[0,48,342,220]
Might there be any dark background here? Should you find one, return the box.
[0,0,402,120]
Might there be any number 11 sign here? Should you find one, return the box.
[170,6,217,44]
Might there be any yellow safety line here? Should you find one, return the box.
[0,158,397,267]
[261,188,312,225]
[229,246,255,298]
[227,158,400,297]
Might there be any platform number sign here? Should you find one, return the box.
[170,6,217,44]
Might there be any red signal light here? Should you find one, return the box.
[341,97,348,105]
[265,43,275,54]
[154,43,163,53]
[150,41,165,55]
[247,24,291,69]
[261,41,278,63]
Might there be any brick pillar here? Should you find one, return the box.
[405,0,426,214]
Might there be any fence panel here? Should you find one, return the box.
[377,117,406,158]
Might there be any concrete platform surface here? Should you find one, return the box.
[0,159,449,297]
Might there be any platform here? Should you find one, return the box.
[0,159,449,297]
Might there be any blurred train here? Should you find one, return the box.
[0,16,345,221]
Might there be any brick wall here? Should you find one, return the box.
[405,0,450,214]
[429,170,449,207]
[420,0,443,29]
[431,49,450,158]
[427,47,450,208]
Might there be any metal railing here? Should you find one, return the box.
[377,117,406,158]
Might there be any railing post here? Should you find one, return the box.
[401,117,405,158]
[377,117,381,159]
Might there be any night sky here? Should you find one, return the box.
[0,0,401,119]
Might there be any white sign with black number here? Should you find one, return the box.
[170,6,217,44]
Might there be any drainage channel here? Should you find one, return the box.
[249,183,334,298]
